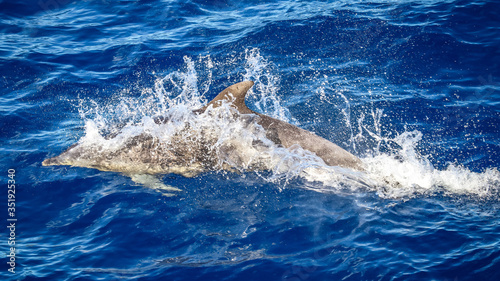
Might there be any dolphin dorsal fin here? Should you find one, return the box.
[201,81,255,114]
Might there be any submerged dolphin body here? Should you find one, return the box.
[43,81,363,181]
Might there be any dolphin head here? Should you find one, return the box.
[42,143,88,167]
[41,157,62,166]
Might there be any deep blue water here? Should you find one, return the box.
[1,0,500,280]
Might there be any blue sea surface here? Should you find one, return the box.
[1,0,500,280]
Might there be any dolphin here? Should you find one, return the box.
[42,81,363,182]
[196,81,363,170]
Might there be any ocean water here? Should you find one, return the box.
[1,0,500,280]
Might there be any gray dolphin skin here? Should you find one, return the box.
[199,81,363,170]
[42,81,363,177]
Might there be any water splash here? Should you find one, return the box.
[243,48,295,123]
[363,130,500,199]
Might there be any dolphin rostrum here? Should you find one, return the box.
[42,81,363,182]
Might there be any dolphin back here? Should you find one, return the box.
[202,80,363,170]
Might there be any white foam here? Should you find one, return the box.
[361,131,500,198]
